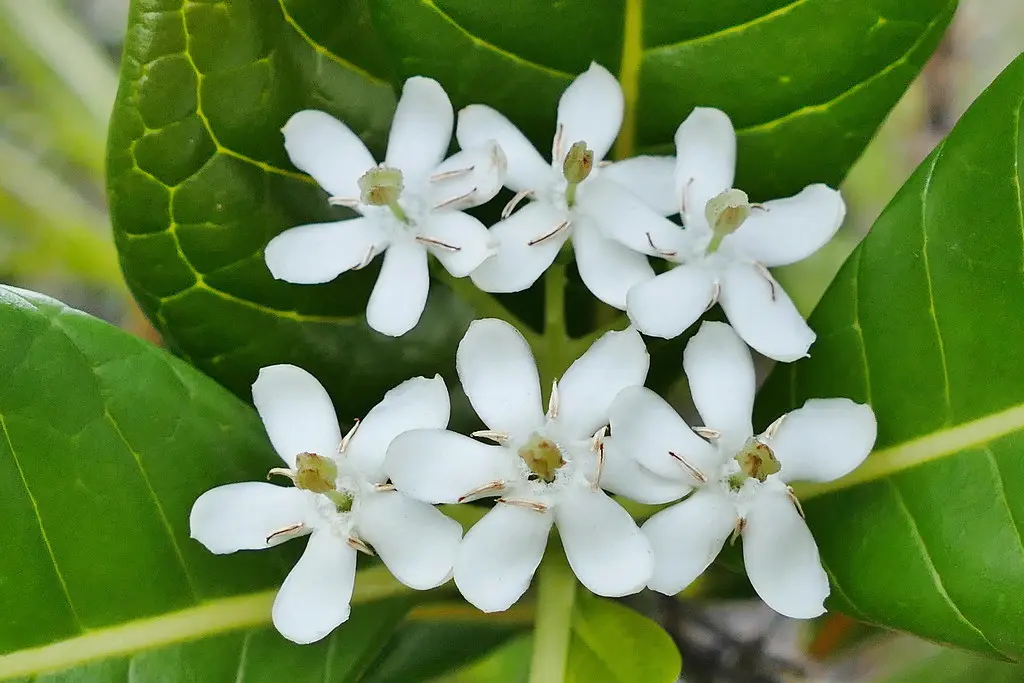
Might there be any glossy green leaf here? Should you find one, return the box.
[564,594,680,683]
[758,54,1024,658]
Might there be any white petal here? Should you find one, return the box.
[386,429,511,503]
[674,108,736,230]
[265,219,387,285]
[767,399,877,484]
[356,490,462,590]
[190,482,310,553]
[555,327,649,440]
[427,142,508,210]
[366,239,429,337]
[717,262,815,362]
[345,375,450,482]
[601,156,678,216]
[742,490,829,619]
[580,178,687,256]
[555,487,652,597]
[600,439,693,504]
[724,185,846,267]
[252,364,341,467]
[385,77,453,184]
[555,63,623,162]
[457,105,552,192]
[420,211,495,278]
[642,489,738,595]
[282,110,375,199]
[572,219,655,309]
[272,531,357,644]
[607,385,719,481]
[683,322,755,447]
[457,318,544,436]
[454,503,553,612]
[469,202,569,293]
[625,264,716,340]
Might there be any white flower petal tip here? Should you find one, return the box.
[683,322,756,443]
[252,364,341,468]
[625,265,716,340]
[420,212,494,278]
[189,482,310,554]
[281,110,375,200]
[264,219,386,285]
[455,105,549,193]
[365,239,429,337]
[384,77,454,183]
[385,428,509,504]
[674,107,736,226]
[556,62,624,162]
[272,532,357,644]
[769,398,877,484]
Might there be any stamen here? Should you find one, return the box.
[706,281,721,311]
[339,418,362,456]
[458,480,506,503]
[502,189,534,219]
[753,262,777,301]
[729,517,746,545]
[763,414,787,440]
[646,232,677,258]
[430,165,475,182]
[668,450,708,484]
[547,380,559,419]
[433,188,478,212]
[266,522,304,544]
[787,487,806,519]
[678,177,695,215]
[590,426,608,453]
[471,430,510,445]
[416,235,462,252]
[328,196,360,208]
[592,440,605,491]
[498,497,549,514]
[347,536,376,556]
[692,427,721,441]
[374,483,396,492]
[528,220,570,246]
[267,467,295,482]
[552,123,565,163]
[353,246,375,270]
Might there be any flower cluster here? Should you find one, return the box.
[190,63,877,644]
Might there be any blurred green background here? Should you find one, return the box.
[0,1,1021,681]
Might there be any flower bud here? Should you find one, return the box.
[734,438,781,483]
[358,166,404,207]
[562,141,594,184]
[518,433,565,483]
[294,452,338,493]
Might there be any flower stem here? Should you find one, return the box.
[528,540,576,683]
[539,262,570,385]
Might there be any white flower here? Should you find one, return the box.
[456,63,685,309]
[385,318,653,612]
[189,365,461,644]
[625,108,847,362]
[606,322,876,618]
[265,77,507,337]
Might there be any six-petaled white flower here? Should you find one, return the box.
[385,318,653,612]
[456,63,684,309]
[189,365,462,643]
[605,322,876,618]
[625,108,847,361]
[265,77,506,337]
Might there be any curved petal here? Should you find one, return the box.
[345,375,450,482]
[742,490,829,619]
[572,219,655,310]
[674,108,736,230]
[768,399,877,484]
[427,141,508,210]
[252,364,341,467]
[470,202,570,293]
[282,110,375,199]
[457,318,544,436]
[190,482,310,553]
[386,429,511,504]
[356,490,462,590]
[580,177,687,256]
[608,385,719,481]
[272,531,357,644]
[717,262,815,362]
[555,486,652,597]
[421,211,496,278]
[625,264,716,340]
[642,489,738,595]
[556,63,623,163]
[601,155,678,216]
[457,105,552,192]
[385,77,454,184]
[555,327,649,440]
[265,219,387,285]
[683,322,755,447]
[724,185,846,267]
[366,239,430,337]
[454,503,553,612]
[600,439,693,504]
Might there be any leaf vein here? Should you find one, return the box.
[983,445,1024,561]
[276,0,387,86]
[645,0,811,53]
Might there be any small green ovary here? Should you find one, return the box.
[518,434,565,483]
[734,439,781,483]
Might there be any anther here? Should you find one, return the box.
[668,450,708,484]
[502,189,534,219]
[328,196,360,208]
[339,418,361,456]
[753,262,777,301]
[764,414,787,440]
[416,235,462,252]
[729,517,746,545]
[706,281,721,311]
[471,430,510,445]
[646,232,677,258]
[787,487,806,519]
[552,124,565,163]
[266,522,305,544]
[547,380,559,419]
[498,498,549,514]
[430,166,475,182]
[458,480,506,503]
[433,188,478,212]
[692,427,721,441]
[267,467,295,483]
[528,220,570,246]
[374,483,396,492]
[592,440,606,491]
[347,536,376,556]
[354,246,375,270]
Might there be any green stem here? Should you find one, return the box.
[431,265,542,350]
[539,262,569,386]
[528,541,576,683]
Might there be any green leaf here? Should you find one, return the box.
[565,594,680,683]
[883,645,1024,683]
[369,0,956,198]
[106,0,474,414]
[757,54,1024,658]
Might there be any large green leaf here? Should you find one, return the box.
[758,54,1024,657]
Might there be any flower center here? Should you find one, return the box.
[705,188,752,253]
[518,432,566,484]
[270,452,354,512]
[359,165,409,223]
[726,437,780,490]
[562,141,593,208]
